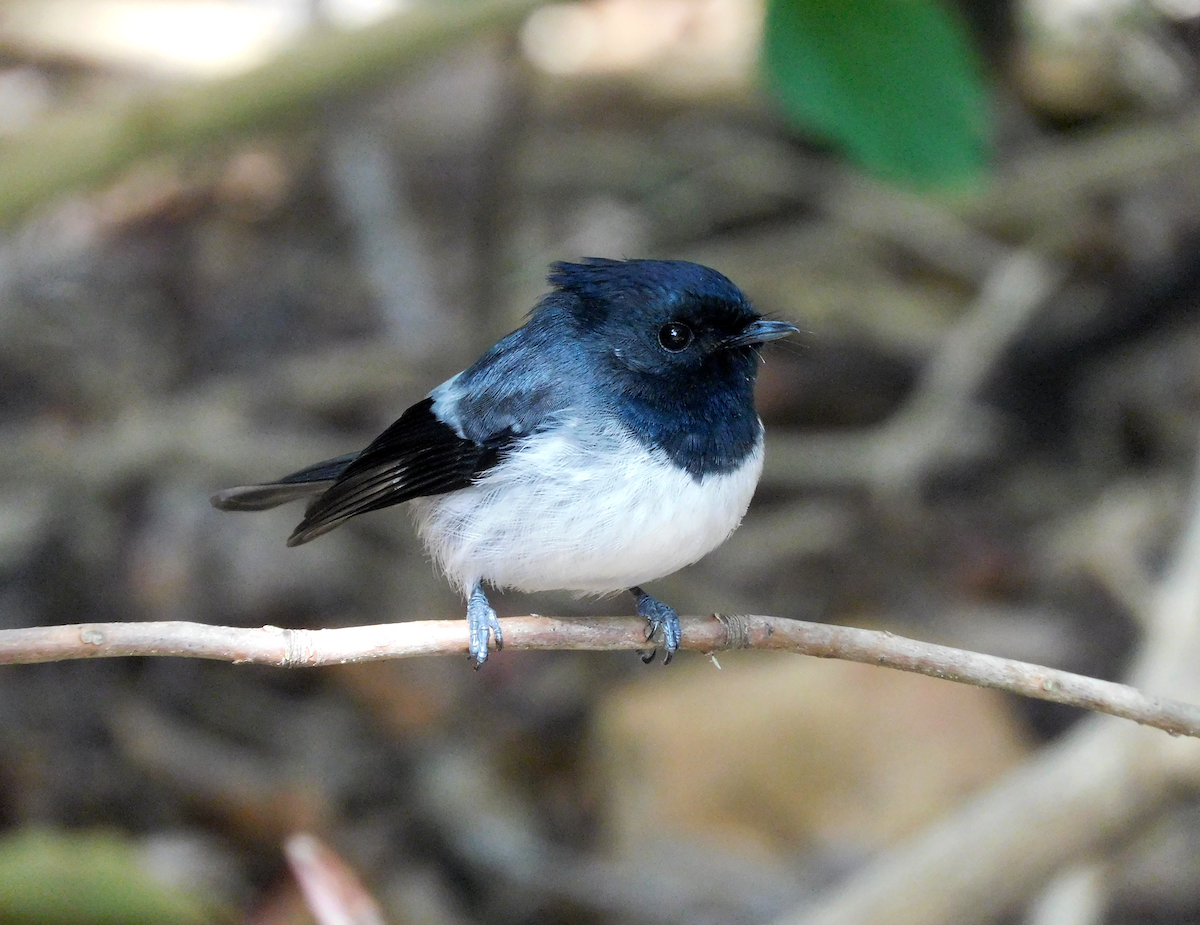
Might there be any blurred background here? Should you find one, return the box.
[4,0,1200,923]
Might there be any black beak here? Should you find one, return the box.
[723,319,800,349]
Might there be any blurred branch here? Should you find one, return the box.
[826,173,1008,283]
[867,250,1063,498]
[415,744,809,924]
[109,698,331,839]
[285,834,386,925]
[955,108,1200,236]
[0,0,537,226]
[770,436,1200,925]
[2,614,1200,738]
[764,250,1064,494]
[0,342,424,488]
[1025,864,1110,925]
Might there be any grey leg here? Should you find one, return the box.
[630,586,681,665]
[466,583,503,667]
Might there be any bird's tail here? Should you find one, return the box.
[209,452,359,512]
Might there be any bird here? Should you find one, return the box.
[211,258,797,666]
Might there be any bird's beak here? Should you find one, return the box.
[723,319,800,349]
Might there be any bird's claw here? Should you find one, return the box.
[467,585,502,668]
[632,587,680,665]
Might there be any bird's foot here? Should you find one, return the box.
[466,585,503,668]
[631,587,680,665]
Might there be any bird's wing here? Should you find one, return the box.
[287,397,514,546]
[282,319,581,546]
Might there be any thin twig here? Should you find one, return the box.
[2,615,1198,739]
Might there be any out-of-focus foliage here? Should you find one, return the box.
[0,830,215,925]
[762,0,992,188]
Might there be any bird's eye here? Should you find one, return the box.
[658,321,694,352]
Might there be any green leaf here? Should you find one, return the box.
[0,829,216,925]
[762,0,992,188]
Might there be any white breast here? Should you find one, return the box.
[408,419,764,596]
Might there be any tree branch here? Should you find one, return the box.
[2,614,1198,739]
[0,0,537,226]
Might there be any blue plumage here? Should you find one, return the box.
[212,258,797,665]
[448,258,766,477]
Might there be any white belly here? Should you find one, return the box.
[408,421,763,596]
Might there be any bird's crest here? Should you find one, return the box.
[547,258,748,310]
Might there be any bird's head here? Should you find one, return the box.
[546,258,797,384]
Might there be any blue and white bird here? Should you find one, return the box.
[211,258,797,665]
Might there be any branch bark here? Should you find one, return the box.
[2,613,1199,739]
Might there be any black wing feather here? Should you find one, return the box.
[278,452,361,484]
[287,397,513,546]
[209,452,361,511]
